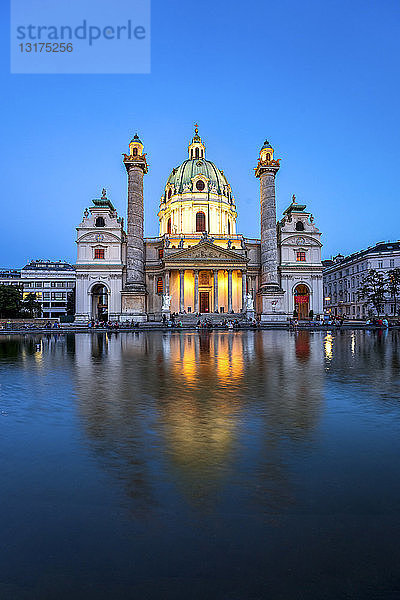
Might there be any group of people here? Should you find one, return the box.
[0,320,61,331]
[366,317,390,328]
[86,320,140,329]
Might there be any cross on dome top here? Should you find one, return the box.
[188,123,205,159]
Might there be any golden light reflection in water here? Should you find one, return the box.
[171,332,244,386]
[324,332,333,360]
[71,330,325,510]
[34,340,43,366]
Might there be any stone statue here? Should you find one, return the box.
[241,238,246,249]
[162,294,171,311]
[178,237,184,248]
[227,239,232,249]
[84,208,89,217]
[165,237,170,248]
[245,293,254,311]
[101,188,107,199]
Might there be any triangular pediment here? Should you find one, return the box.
[164,241,247,263]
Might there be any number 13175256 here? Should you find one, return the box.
[19,42,73,52]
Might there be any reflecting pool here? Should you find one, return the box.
[1,330,400,599]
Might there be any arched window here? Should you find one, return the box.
[266,153,270,161]
[195,148,199,159]
[157,277,163,294]
[168,188,172,199]
[296,221,304,231]
[196,180,205,191]
[167,218,171,234]
[95,217,105,228]
[132,148,138,156]
[227,220,231,235]
[196,212,206,232]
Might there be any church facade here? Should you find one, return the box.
[75,128,323,322]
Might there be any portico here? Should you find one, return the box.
[163,241,248,314]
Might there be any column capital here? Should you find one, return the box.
[254,161,280,179]
[123,155,148,175]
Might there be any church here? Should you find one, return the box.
[75,127,323,322]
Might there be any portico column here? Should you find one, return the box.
[194,270,199,314]
[228,269,233,313]
[148,275,154,313]
[214,270,219,312]
[179,270,184,313]
[242,270,247,311]
[164,270,170,294]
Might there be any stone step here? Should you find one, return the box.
[171,312,248,323]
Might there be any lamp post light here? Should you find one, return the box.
[324,297,331,315]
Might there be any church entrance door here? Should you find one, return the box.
[91,284,109,322]
[294,284,310,320]
[199,291,209,313]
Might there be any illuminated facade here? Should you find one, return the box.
[75,128,323,322]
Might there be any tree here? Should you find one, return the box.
[22,292,41,318]
[387,268,400,316]
[358,269,386,316]
[0,284,23,318]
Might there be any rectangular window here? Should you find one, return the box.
[43,292,50,300]
[390,259,394,267]
[94,249,105,260]
[158,248,164,259]
[51,292,65,300]
[35,282,42,288]
[296,251,306,262]
[156,277,163,294]
[51,282,57,287]
[378,261,383,269]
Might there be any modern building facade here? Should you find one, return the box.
[0,260,76,318]
[75,128,323,322]
[323,241,400,318]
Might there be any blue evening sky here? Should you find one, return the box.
[1,0,399,267]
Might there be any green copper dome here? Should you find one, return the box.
[165,158,230,196]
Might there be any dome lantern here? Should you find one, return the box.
[129,132,144,157]
[259,139,274,162]
[188,123,206,159]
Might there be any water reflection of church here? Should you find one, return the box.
[75,127,323,322]
[72,331,324,508]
